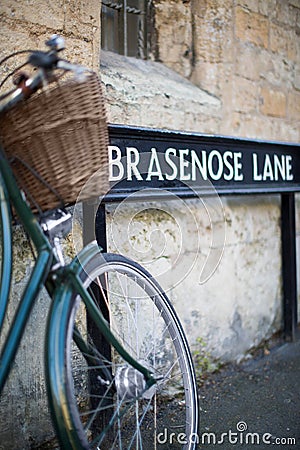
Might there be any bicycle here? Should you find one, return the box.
[0,35,198,449]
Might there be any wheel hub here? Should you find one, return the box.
[115,365,157,400]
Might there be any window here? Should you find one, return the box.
[101,0,151,59]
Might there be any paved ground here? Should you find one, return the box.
[38,332,300,449]
[197,332,300,449]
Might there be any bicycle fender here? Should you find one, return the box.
[45,241,103,449]
[69,239,103,276]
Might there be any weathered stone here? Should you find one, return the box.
[232,76,258,113]
[293,63,300,90]
[288,90,300,120]
[100,50,221,132]
[289,0,300,8]
[260,87,287,118]
[235,6,269,48]
[0,0,64,29]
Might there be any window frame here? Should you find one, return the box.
[101,0,150,59]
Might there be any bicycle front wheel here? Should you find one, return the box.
[56,253,198,449]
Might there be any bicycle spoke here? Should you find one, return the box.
[56,253,198,449]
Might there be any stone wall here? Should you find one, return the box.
[102,0,299,365]
[0,0,100,73]
[102,0,300,140]
[154,0,300,141]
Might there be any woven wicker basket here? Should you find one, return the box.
[0,71,109,213]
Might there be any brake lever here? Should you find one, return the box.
[28,51,58,70]
[28,33,65,70]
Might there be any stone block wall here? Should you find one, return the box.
[154,0,300,142]
[101,0,299,363]
[0,0,100,78]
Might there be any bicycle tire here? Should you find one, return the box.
[54,252,198,449]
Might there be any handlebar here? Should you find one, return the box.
[0,35,88,115]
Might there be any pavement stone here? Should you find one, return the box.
[197,333,300,449]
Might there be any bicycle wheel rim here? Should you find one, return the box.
[65,253,198,449]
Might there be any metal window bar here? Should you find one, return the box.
[101,0,148,58]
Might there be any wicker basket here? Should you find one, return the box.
[0,71,109,213]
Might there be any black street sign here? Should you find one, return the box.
[106,124,300,200]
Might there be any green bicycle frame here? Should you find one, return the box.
[0,146,54,392]
[0,144,155,401]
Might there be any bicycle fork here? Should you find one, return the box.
[45,241,158,449]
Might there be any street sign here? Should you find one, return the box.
[106,124,300,200]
